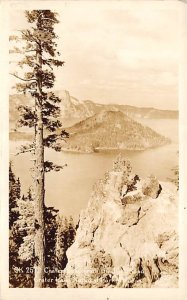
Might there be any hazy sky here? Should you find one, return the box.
[10,1,180,110]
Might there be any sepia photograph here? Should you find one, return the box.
[0,0,187,298]
[8,1,179,289]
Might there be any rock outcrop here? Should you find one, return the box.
[64,155,178,288]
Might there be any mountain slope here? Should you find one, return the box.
[55,90,94,125]
[84,99,178,119]
[64,156,178,288]
[61,111,170,153]
[9,90,178,131]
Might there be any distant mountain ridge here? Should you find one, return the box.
[83,99,178,120]
[60,110,170,153]
[9,90,178,130]
[55,90,178,122]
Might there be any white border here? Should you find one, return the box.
[0,1,187,299]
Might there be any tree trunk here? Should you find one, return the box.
[34,45,45,288]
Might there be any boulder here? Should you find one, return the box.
[142,174,162,199]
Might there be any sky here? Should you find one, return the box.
[9,1,180,110]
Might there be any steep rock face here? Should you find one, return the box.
[64,156,178,288]
[55,90,93,125]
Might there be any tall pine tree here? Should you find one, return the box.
[10,10,69,287]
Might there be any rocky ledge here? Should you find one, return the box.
[64,155,178,288]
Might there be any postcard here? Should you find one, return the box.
[0,1,187,299]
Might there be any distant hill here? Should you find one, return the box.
[83,100,178,120]
[61,111,170,153]
[9,90,178,131]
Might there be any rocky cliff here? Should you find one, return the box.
[64,155,178,288]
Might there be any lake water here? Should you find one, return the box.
[10,118,178,220]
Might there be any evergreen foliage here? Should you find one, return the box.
[9,166,34,288]
[9,162,21,228]
[10,9,69,287]
[9,166,76,287]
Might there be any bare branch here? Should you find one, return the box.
[10,73,36,82]
[15,147,35,156]
[18,29,40,45]
[25,49,37,53]
[41,17,57,22]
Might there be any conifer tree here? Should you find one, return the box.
[9,166,75,288]
[9,162,20,228]
[9,163,21,285]
[9,165,34,287]
[10,10,69,287]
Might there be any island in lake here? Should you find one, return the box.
[60,110,170,153]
